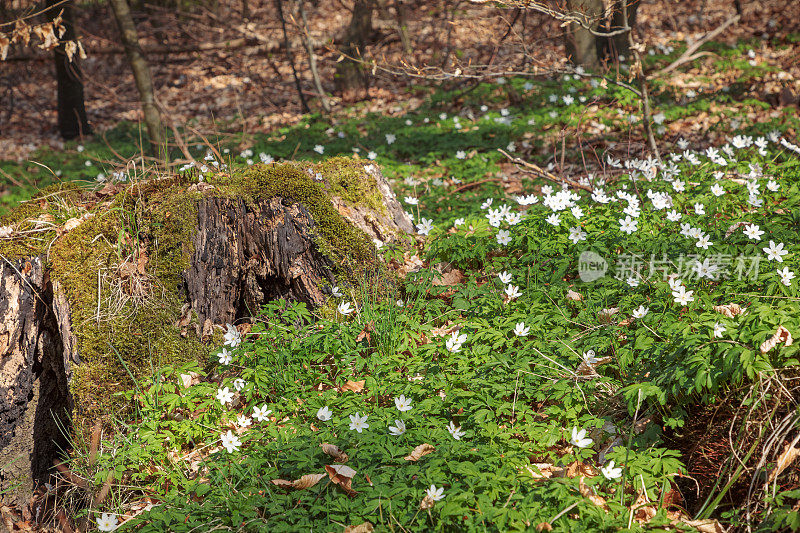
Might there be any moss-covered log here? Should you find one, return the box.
[0,158,411,508]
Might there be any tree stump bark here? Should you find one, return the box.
[0,159,411,509]
[0,259,75,511]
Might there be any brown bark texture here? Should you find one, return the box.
[0,259,75,510]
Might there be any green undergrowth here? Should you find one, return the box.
[3,34,800,533]
[62,140,800,532]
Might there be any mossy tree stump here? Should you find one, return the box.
[0,158,412,508]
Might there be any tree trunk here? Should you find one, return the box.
[563,0,603,70]
[275,0,310,113]
[335,0,374,96]
[108,0,164,153]
[375,0,411,54]
[394,0,412,54]
[601,0,641,61]
[298,0,331,112]
[0,161,411,509]
[0,259,75,510]
[49,0,92,139]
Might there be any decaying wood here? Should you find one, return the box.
[0,257,74,510]
[187,196,338,326]
[0,162,411,509]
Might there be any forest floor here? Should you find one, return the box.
[1,0,800,531]
[0,0,799,163]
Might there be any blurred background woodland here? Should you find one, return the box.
[1,0,798,161]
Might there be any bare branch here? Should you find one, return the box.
[655,14,740,76]
[498,149,594,192]
[469,0,630,38]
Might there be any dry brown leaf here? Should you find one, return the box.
[404,443,435,461]
[430,323,458,337]
[293,473,327,489]
[714,303,745,318]
[63,217,83,232]
[394,252,425,275]
[525,463,556,479]
[326,464,357,496]
[759,325,793,353]
[669,516,726,533]
[432,269,464,286]
[577,356,613,376]
[632,491,657,523]
[356,321,375,343]
[579,476,609,511]
[565,461,599,478]
[321,443,349,463]
[724,221,749,238]
[598,308,619,324]
[179,371,200,388]
[344,522,374,533]
[341,380,366,393]
[271,473,326,490]
[419,495,436,510]
[566,289,582,301]
[767,437,800,482]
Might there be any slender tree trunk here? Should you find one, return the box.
[275,0,310,113]
[335,0,373,95]
[108,0,165,154]
[49,0,91,139]
[622,0,659,160]
[394,0,412,53]
[563,0,603,70]
[602,0,641,60]
[298,0,330,112]
[375,0,411,54]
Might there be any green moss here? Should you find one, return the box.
[0,182,87,260]
[2,160,386,432]
[208,161,378,271]
[313,157,386,214]
[47,200,206,431]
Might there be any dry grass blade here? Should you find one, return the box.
[94,471,114,505]
[767,434,800,483]
[88,421,102,467]
[54,460,89,489]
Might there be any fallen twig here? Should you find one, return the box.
[452,177,504,193]
[498,149,593,192]
[655,14,740,75]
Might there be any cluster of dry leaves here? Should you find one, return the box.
[269,441,436,512]
[0,12,86,62]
